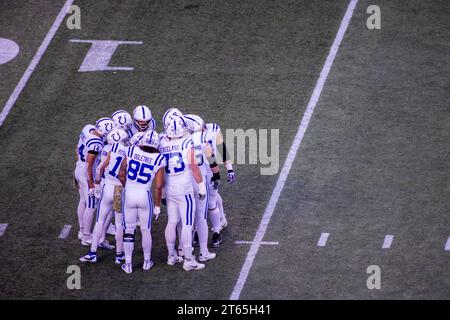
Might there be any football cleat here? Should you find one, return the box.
[80,252,97,263]
[121,263,133,274]
[143,260,154,271]
[167,255,184,266]
[115,252,125,264]
[199,251,216,262]
[192,231,199,247]
[99,240,115,250]
[211,232,222,248]
[183,258,205,271]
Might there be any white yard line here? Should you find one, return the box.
[0,0,74,127]
[317,233,330,247]
[382,235,394,249]
[0,224,8,237]
[445,237,450,251]
[59,225,72,239]
[235,241,279,245]
[229,0,359,300]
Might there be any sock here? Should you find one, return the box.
[77,198,85,234]
[123,231,135,264]
[90,221,103,252]
[196,217,209,255]
[141,229,152,261]
[182,225,193,260]
[115,212,124,255]
[83,207,95,237]
[217,193,226,221]
[176,221,183,252]
[100,210,113,243]
[209,206,221,233]
[165,221,178,256]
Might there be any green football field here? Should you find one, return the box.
[0,0,449,299]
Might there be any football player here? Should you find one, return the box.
[80,129,130,264]
[205,120,236,247]
[160,115,207,271]
[74,117,114,245]
[118,130,166,274]
[112,109,134,138]
[183,114,216,261]
[130,105,156,136]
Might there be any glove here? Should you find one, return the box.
[94,183,102,199]
[198,182,206,200]
[227,170,236,184]
[154,206,161,221]
[211,172,220,190]
[88,188,95,197]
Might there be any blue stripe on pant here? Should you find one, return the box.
[184,195,190,225]
[188,194,193,226]
[147,190,153,229]
[204,181,209,220]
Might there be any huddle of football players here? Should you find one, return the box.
[74,106,236,273]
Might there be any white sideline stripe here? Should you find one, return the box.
[0,224,8,237]
[59,225,72,239]
[317,233,330,247]
[229,0,358,300]
[0,0,74,127]
[445,237,450,251]
[235,241,279,245]
[382,235,394,249]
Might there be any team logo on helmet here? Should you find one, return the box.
[106,128,129,146]
[95,117,115,136]
[112,110,133,130]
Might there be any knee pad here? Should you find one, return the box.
[124,232,135,243]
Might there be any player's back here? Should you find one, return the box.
[191,131,212,177]
[125,146,165,189]
[77,124,103,165]
[105,143,127,186]
[159,135,193,195]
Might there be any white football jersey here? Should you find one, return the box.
[129,118,156,136]
[159,135,194,195]
[96,143,112,181]
[105,143,128,186]
[205,123,221,155]
[77,124,104,165]
[191,131,213,177]
[125,146,166,189]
